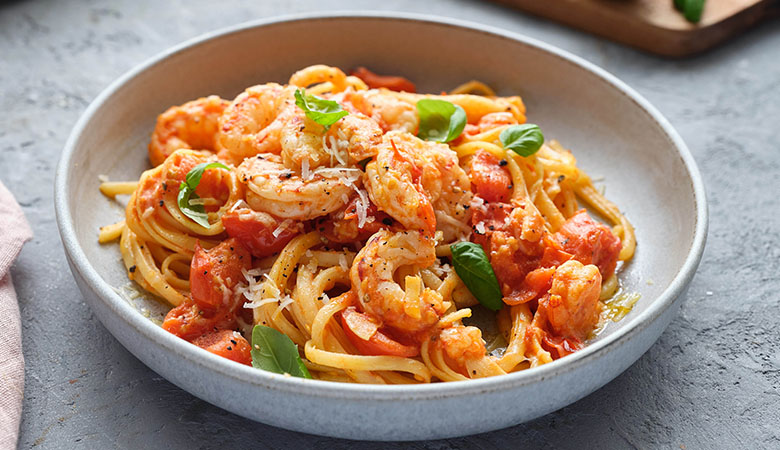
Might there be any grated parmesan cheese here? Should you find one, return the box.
[322,135,349,166]
[243,297,281,309]
[475,222,486,234]
[322,135,334,165]
[312,167,361,179]
[262,273,280,296]
[229,199,249,212]
[272,219,293,238]
[276,295,294,313]
[312,165,368,227]
[245,267,268,277]
[301,158,311,181]
[353,188,369,228]
[331,135,349,165]
[238,268,279,308]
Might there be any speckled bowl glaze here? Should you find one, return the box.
[55,12,707,441]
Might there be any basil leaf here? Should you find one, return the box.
[177,162,230,228]
[294,88,349,131]
[251,325,312,379]
[450,242,503,311]
[499,124,544,157]
[673,0,705,23]
[683,0,705,23]
[416,99,467,143]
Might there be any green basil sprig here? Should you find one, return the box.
[416,99,467,143]
[674,0,705,23]
[450,242,503,311]
[251,325,312,379]
[294,88,349,131]
[177,162,230,228]
[499,124,544,157]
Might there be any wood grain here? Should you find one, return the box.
[492,0,778,56]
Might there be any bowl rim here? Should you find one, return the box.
[54,11,708,401]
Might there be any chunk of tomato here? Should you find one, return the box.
[340,306,420,357]
[471,201,545,304]
[500,237,576,306]
[554,210,622,277]
[465,150,512,203]
[502,266,556,306]
[221,208,300,258]
[191,329,252,365]
[190,238,251,310]
[162,299,238,341]
[351,66,416,92]
[541,334,583,360]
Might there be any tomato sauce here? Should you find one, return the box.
[470,193,622,347]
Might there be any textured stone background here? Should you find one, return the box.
[2,0,779,448]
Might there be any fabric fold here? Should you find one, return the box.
[0,180,33,449]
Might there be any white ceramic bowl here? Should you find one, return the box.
[55,12,707,441]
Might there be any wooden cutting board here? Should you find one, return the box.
[491,0,779,57]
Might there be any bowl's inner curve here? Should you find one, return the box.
[67,17,697,351]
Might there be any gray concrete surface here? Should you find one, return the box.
[1,0,778,448]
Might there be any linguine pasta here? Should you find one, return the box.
[99,65,636,383]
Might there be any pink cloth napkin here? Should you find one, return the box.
[0,180,32,448]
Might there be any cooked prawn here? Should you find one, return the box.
[237,153,355,220]
[289,64,349,93]
[350,229,447,333]
[540,259,602,341]
[387,131,473,241]
[280,104,382,170]
[463,112,519,137]
[347,88,419,133]
[437,324,487,365]
[364,134,436,235]
[148,95,229,167]
[215,83,292,164]
[429,322,506,379]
